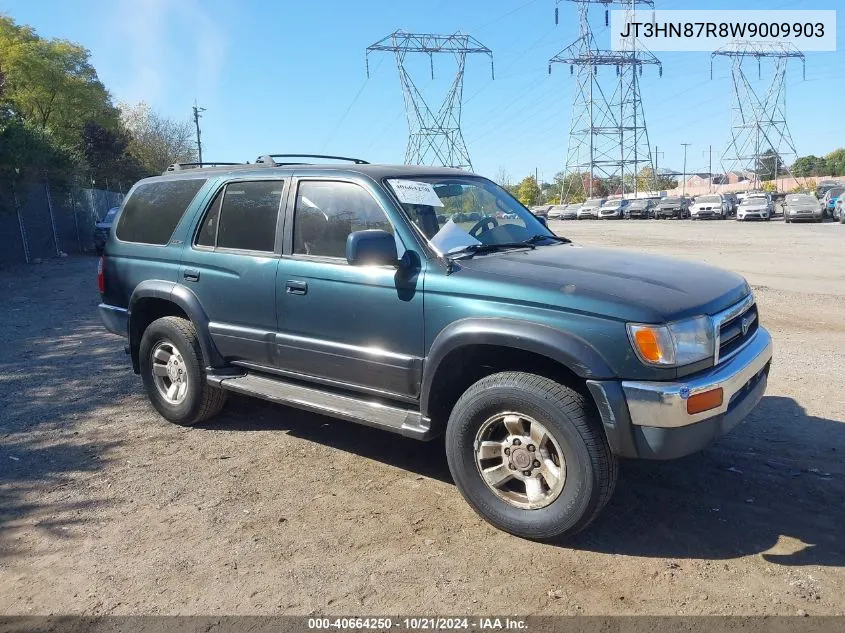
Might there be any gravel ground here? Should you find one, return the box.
[1,218,843,616]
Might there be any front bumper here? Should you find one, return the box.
[587,327,772,460]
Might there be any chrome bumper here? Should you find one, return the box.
[621,327,772,429]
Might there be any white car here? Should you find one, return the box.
[736,193,773,221]
[690,194,729,220]
[577,198,606,219]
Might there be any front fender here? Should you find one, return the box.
[129,281,224,370]
[420,317,615,417]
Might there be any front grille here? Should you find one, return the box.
[719,303,758,360]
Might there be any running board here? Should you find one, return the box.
[208,372,434,440]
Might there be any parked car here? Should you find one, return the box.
[724,193,739,215]
[834,196,845,223]
[94,206,120,255]
[98,155,772,541]
[625,198,656,219]
[560,203,580,220]
[784,193,824,223]
[815,180,842,200]
[577,198,605,219]
[529,205,552,219]
[690,194,729,220]
[546,205,566,220]
[736,193,773,221]
[598,198,629,219]
[821,186,844,219]
[654,196,690,219]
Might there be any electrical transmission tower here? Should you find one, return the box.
[366,31,493,170]
[550,0,661,201]
[711,41,805,189]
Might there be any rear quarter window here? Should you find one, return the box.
[116,179,207,245]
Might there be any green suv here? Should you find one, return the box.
[98,155,773,540]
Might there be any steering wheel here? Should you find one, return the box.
[468,215,499,239]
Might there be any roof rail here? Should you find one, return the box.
[255,154,369,166]
[164,161,245,173]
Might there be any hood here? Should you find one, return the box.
[450,244,749,323]
[741,201,768,210]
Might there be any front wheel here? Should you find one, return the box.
[445,372,618,540]
[139,316,227,426]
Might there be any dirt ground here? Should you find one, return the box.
[1,219,843,616]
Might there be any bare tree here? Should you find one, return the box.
[494,165,511,188]
[119,102,196,175]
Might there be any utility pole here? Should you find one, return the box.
[654,145,664,192]
[681,143,691,198]
[192,101,206,164]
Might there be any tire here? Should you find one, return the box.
[139,316,227,426]
[445,371,618,541]
[840,213,845,224]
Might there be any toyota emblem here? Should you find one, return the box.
[741,316,750,336]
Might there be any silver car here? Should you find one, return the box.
[784,193,823,223]
[598,199,629,219]
[577,198,606,219]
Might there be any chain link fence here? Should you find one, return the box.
[0,176,124,266]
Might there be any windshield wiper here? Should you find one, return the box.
[524,234,571,245]
[449,241,536,260]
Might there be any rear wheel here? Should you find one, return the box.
[445,372,617,540]
[139,316,227,426]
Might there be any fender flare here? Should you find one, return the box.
[420,317,615,418]
[128,280,224,370]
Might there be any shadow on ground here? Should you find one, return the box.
[206,393,844,566]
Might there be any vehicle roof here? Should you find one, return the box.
[140,163,478,187]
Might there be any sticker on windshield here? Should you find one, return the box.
[388,180,444,207]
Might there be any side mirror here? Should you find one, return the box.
[346,229,399,267]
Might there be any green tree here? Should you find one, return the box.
[824,148,845,176]
[0,117,78,184]
[516,175,541,207]
[756,149,784,181]
[0,16,118,147]
[82,121,148,187]
[791,154,824,177]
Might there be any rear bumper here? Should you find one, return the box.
[588,327,772,460]
[99,303,129,337]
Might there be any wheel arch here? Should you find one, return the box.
[420,318,615,432]
[128,281,223,373]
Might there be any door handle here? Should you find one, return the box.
[183,268,200,282]
[286,280,308,295]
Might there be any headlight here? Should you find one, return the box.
[627,315,714,367]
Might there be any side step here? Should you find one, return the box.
[208,372,434,440]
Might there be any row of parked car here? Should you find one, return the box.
[533,186,845,224]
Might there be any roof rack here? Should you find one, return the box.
[164,161,245,173]
[255,154,369,166]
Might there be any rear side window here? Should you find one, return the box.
[195,180,283,252]
[116,179,206,245]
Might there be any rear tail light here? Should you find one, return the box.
[97,256,105,294]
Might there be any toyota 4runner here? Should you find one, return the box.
[98,154,773,540]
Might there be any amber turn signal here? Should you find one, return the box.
[633,328,662,363]
[686,387,723,415]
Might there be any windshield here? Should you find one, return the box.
[696,195,721,203]
[602,200,623,208]
[741,195,767,205]
[660,198,681,206]
[387,176,556,255]
[628,200,647,209]
[827,187,845,198]
[787,195,815,205]
[583,199,603,208]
